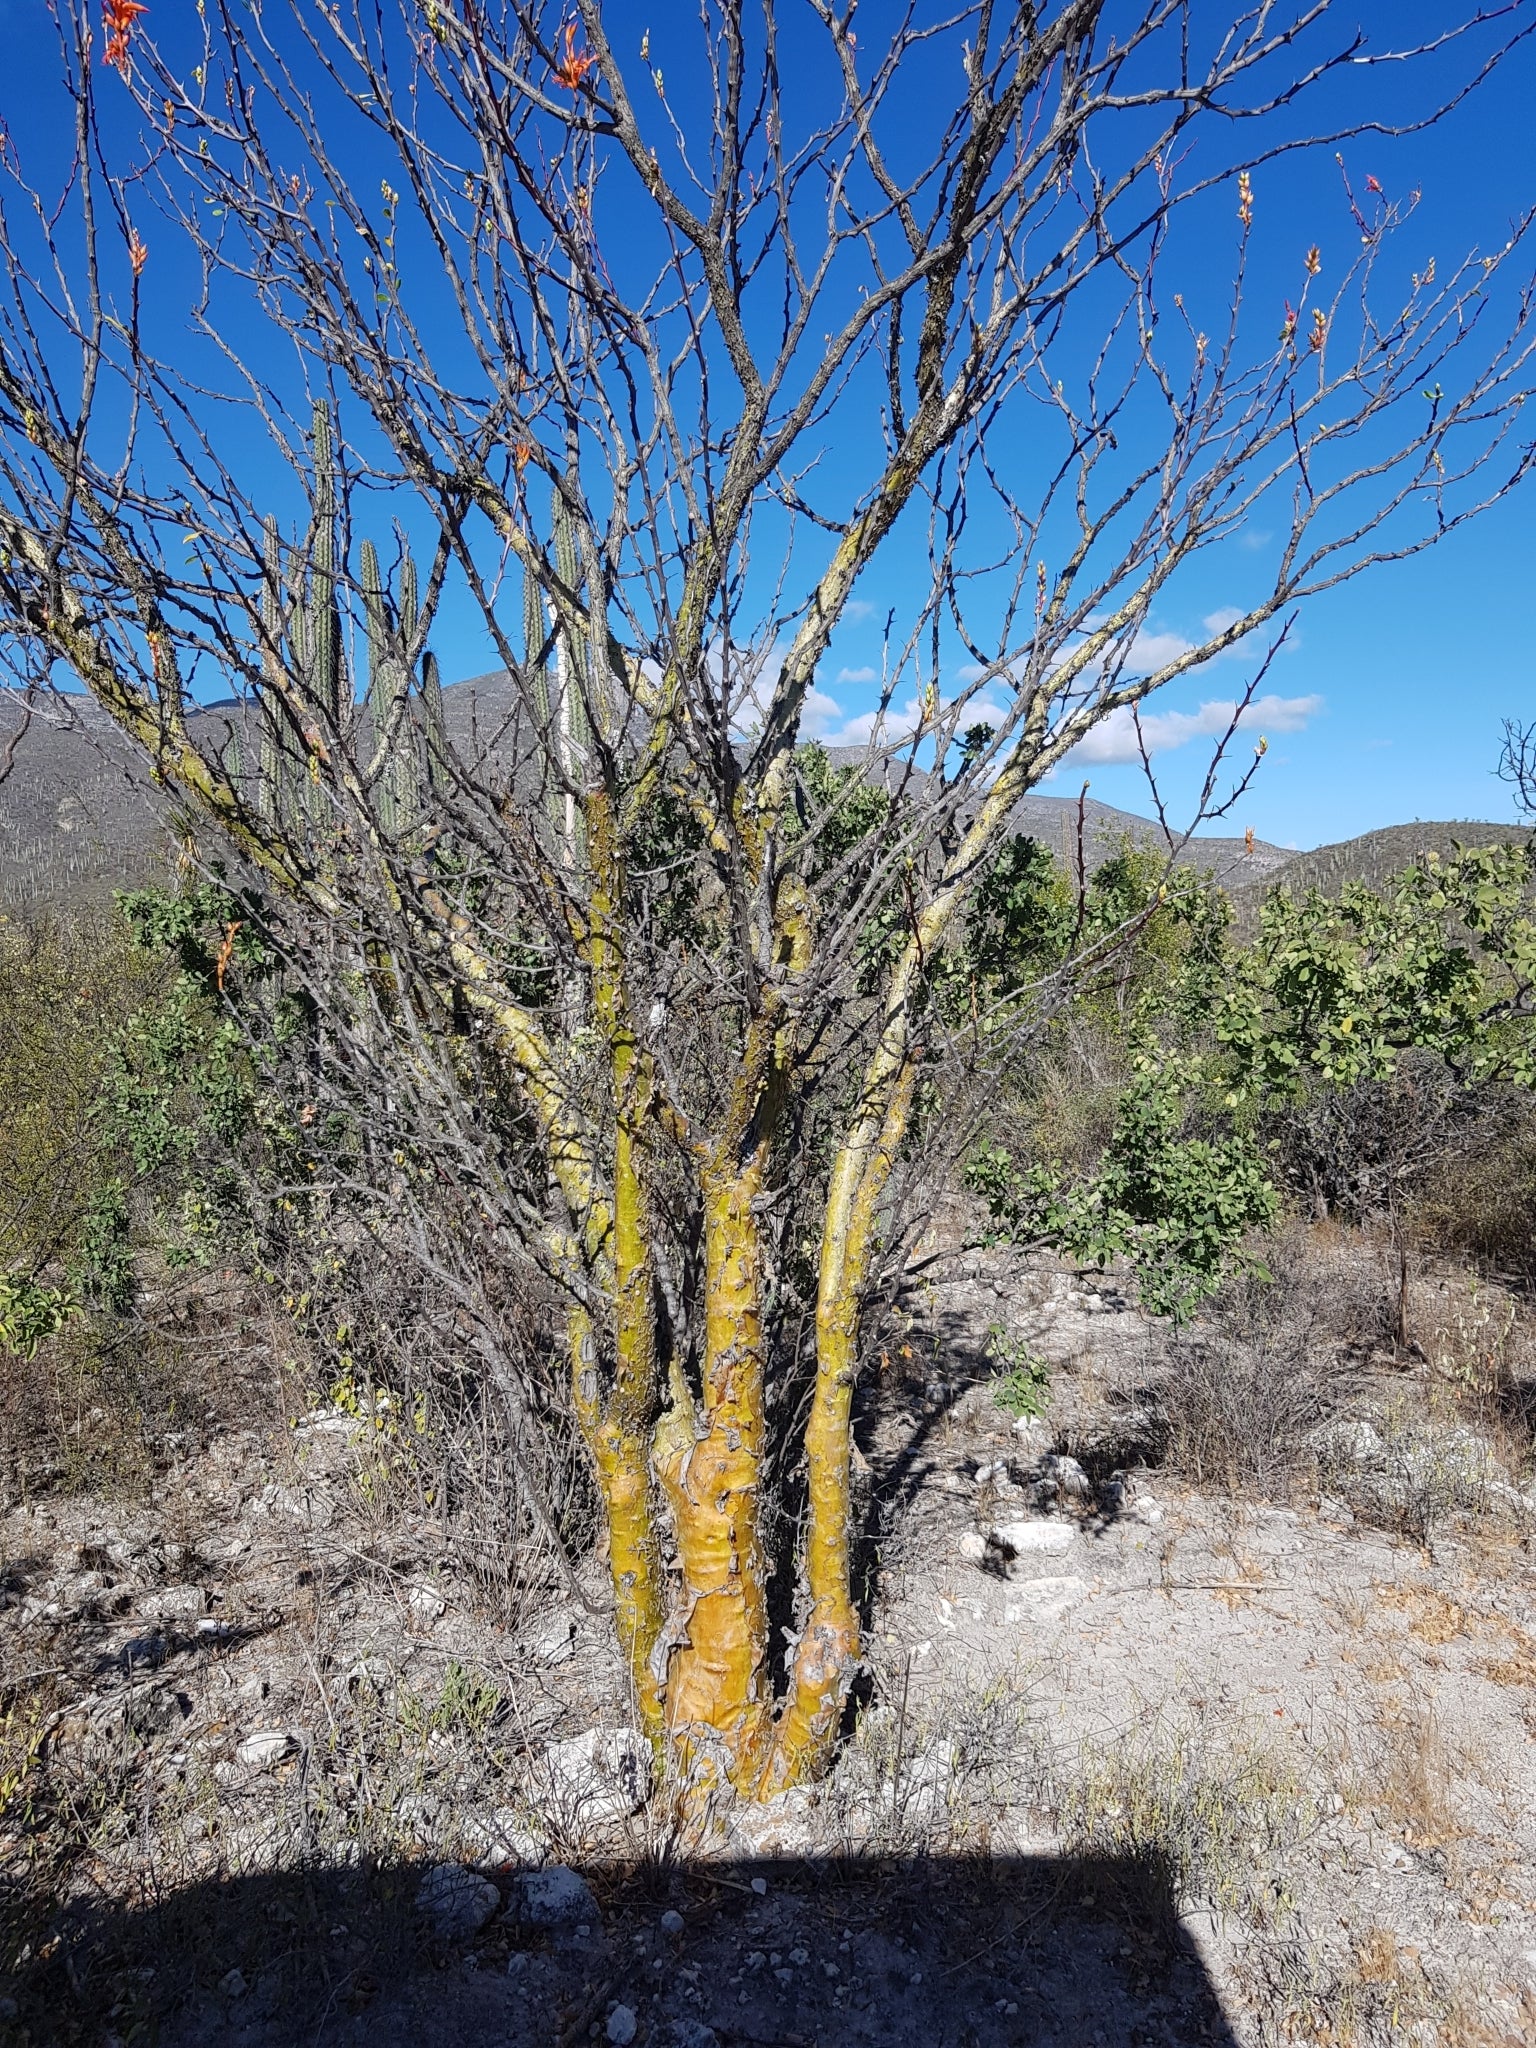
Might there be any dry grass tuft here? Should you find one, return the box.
[1474,1649,1536,1688]
[1375,1584,1469,1645]
[1049,1715,1315,1927]
[1241,1922,1455,2046]
[1365,1698,1459,1852]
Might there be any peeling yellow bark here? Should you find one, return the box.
[763,1058,916,1792]
[571,1269,666,1747]
[572,789,668,1745]
[655,875,810,1787]
[655,1145,774,1783]
[766,746,1067,1789]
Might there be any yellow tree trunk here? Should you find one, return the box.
[654,1145,774,1785]
[569,789,668,1747]
[764,1059,917,1792]
[650,963,803,1783]
[767,746,1050,1789]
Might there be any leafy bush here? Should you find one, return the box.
[1,891,264,1308]
[0,1274,78,1360]
[0,909,165,1284]
[968,1055,1278,1322]
[0,893,274,1488]
[969,839,1536,1322]
[984,1324,1052,1420]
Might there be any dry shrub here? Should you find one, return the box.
[1157,1335,1327,1495]
[0,1296,252,1504]
[1413,1088,1536,1282]
[1366,1698,1459,1852]
[1152,1231,1346,1494]
[1327,1402,1517,1547]
[272,1226,592,1623]
[1050,1716,1313,1927]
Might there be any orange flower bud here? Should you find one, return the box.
[102,0,148,80]
[551,20,597,91]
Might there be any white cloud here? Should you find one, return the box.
[1125,611,1277,671]
[798,687,850,741]
[843,599,876,623]
[807,688,1013,751]
[1064,691,1323,766]
[959,606,1283,694]
[1126,625,1200,670]
[835,665,878,684]
[1202,606,1246,636]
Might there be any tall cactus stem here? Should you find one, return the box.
[421,650,448,798]
[361,539,405,837]
[258,517,283,827]
[525,557,551,733]
[310,402,341,724]
[400,550,418,649]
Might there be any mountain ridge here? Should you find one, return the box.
[1,682,1526,916]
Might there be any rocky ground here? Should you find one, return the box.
[3,1235,1536,2046]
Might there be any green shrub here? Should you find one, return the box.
[0,1274,79,1361]
[984,1324,1052,1420]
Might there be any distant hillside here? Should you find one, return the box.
[2,681,1528,920]
[999,791,1293,889]
[0,693,181,914]
[1230,820,1532,910]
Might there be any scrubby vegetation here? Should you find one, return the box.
[7,806,1536,2044]
[3,2,1534,2038]
[8,824,1536,1515]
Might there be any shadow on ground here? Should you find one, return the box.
[3,1847,1240,2048]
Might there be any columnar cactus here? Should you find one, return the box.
[257,516,306,834]
[248,421,614,870]
[309,404,342,726]
[361,537,414,837]
[552,492,591,768]
[252,409,447,850]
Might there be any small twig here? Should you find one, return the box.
[1069,781,1090,946]
[891,1647,913,1798]
[0,1665,65,1700]
[557,1969,621,2047]
[1094,1579,1293,1596]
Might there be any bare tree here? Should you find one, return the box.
[1499,716,1536,815]
[1,0,1532,1797]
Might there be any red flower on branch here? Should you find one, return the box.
[102,0,148,80]
[128,229,148,278]
[551,21,597,91]
[1365,174,1383,195]
[214,921,243,993]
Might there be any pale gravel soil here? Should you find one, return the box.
[4,1243,1536,2046]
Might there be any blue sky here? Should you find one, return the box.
[789,3,1536,849]
[3,2,1533,852]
